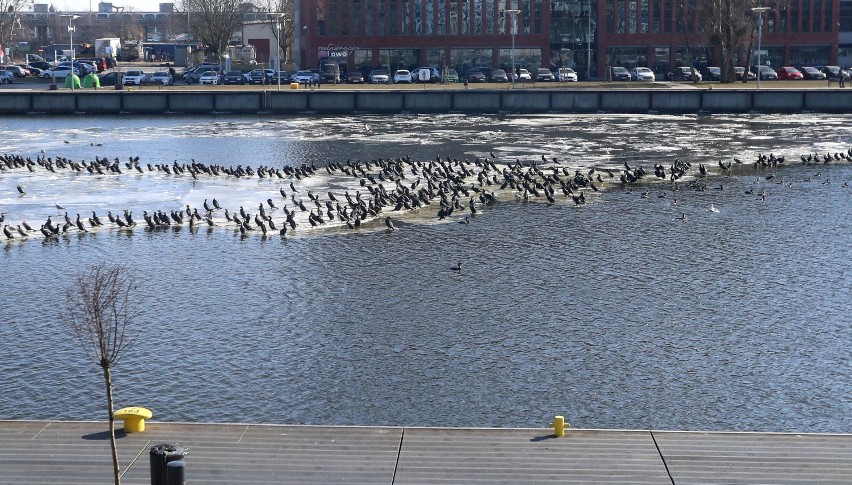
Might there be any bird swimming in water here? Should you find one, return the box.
[17,185,25,194]
[450,262,462,271]
[385,216,395,231]
[710,204,720,213]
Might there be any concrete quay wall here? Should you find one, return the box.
[1,89,850,115]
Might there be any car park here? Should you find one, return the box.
[752,65,778,80]
[536,68,555,81]
[700,66,721,81]
[345,71,365,83]
[489,68,509,82]
[199,71,220,85]
[149,71,174,85]
[668,66,701,81]
[122,70,147,85]
[369,69,390,84]
[465,70,486,83]
[630,66,655,81]
[222,70,246,85]
[797,66,826,80]
[611,66,631,81]
[777,66,803,80]
[393,69,413,83]
[557,67,577,82]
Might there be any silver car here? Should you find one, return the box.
[149,71,174,85]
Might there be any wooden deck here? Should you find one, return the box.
[1,421,850,484]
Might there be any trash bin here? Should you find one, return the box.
[150,443,188,485]
[115,72,123,90]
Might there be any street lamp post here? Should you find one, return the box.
[752,7,770,90]
[269,13,285,91]
[63,15,80,91]
[506,9,520,88]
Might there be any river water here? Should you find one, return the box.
[0,113,850,432]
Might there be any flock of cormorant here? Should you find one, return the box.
[1,146,849,243]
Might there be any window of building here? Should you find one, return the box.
[486,0,494,34]
[605,0,614,33]
[824,0,833,32]
[425,48,444,66]
[366,0,374,36]
[653,46,669,74]
[379,48,419,71]
[663,0,672,33]
[789,45,830,65]
[450,47,494,74]
[841,0,852,30]
[610,46,647,68]
[813,0,821,31]
[352,49,373,71]
[802,0,810,32]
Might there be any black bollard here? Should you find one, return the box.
[166,460,186,485]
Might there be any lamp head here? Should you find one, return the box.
[751,7,770,13]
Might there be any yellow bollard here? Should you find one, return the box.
[114,406,153,432]
[549,415,569,437]
[290,82,299,90]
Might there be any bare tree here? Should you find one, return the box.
[64,263,140,485]
[0,0,32,50]
[257,0,295,66]
[176,0,245,61]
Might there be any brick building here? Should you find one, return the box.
[295,0,843,79]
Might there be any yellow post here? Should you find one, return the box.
[114,406,153,433]
[549,415,569,437]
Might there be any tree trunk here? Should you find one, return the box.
[103,365,121,485]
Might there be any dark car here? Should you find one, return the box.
[734,67,756,81]
[222,70,246,85]
[700,66,721,81]
[797,66,826,80]
[345,71,365,83]
[751,65,778,80]
[819,65,850,81]
[489,68,509,82]
[536,68,555,81]
[611,66,631,81]
[668,66,701,82]
[466,70,487,83]
[248,69,275,85]
[97,71,119,86]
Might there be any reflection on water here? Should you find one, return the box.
[0,114,850,432]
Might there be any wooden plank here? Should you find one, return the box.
[394,428,671,484]
[654,431,852,485]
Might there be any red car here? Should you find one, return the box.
[777,66,803,80]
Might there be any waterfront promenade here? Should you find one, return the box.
[2,420,850,484]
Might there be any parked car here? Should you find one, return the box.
[819,65,850,81]
[292,70,316,84]
[752,65,778,80]
[611,66,631,81]
[0,68,14,84]
[97,71,119,86]
[186,65,221,84]
[797,66,826,80]
[122,70,147,85]
[27,61,52,71]
[444,68,460,82]
[536,68,555,81]
[345,71,365,83]
[199,71,220,85]
[668,66,701,82]
[393,69,413,83]
[369,69,390,84]
[510,68,532,81]
[734,67,756,81]
[4,65,28,77]
[700,66,721,81]
[77,57,107,72]
[630,66,656,81]
[489,68,509,82]
[777,66,803,80]
[465,70,486,83]
[57,61,96,75]
[149,71,174,85]
[557,67,577,82]
[222,70,246,85]
[248,68,275,84]
[41,66,78,79]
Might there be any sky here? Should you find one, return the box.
[48,0,168,13]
